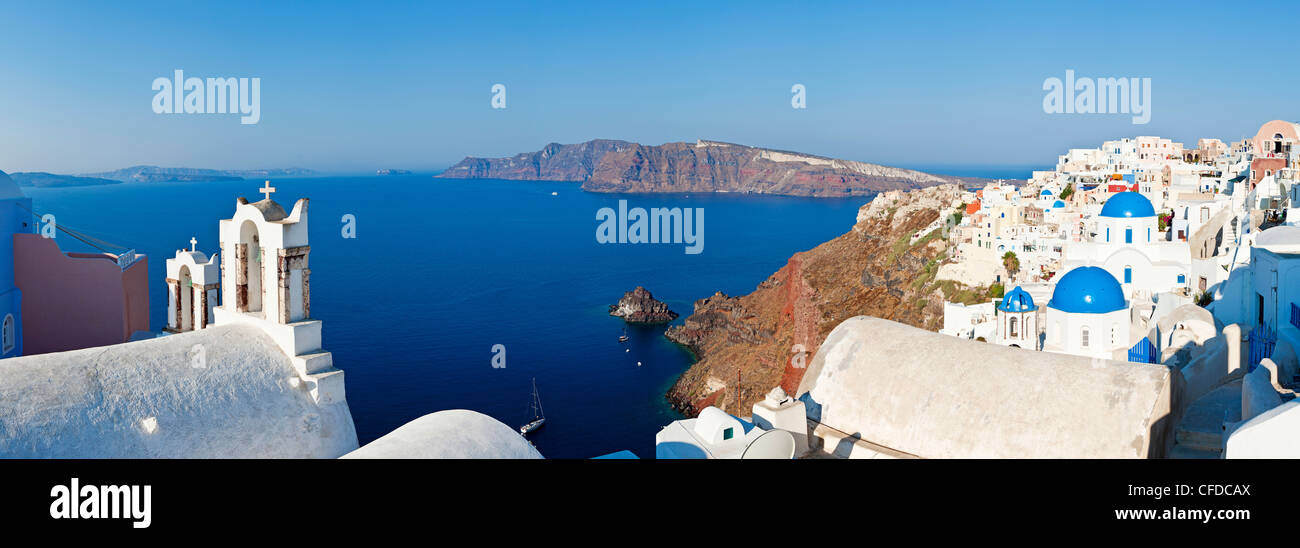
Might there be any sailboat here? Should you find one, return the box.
[519,378,546,435]
[619,327,629,343]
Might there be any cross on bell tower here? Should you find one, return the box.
[190,237,198,252]
[258,180,276,201]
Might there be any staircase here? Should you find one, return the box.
[1171,380,1242,459]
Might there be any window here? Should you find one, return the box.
[1125,228,1132,244]
[1177,274,1185,284]
[1081,327,1090,348]
[722,427,734,441]
[1,314,13,354]
[1124,266,1132,284]
[1106,228,1110,242]
[1009,317,1019,337]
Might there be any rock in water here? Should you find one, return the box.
[609,286,679,323]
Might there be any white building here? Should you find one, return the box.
[940,301,995,340]
[655,405,795,459]
[1213,225,1300,339]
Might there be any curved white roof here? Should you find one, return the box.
[693,406,741,440]
[342,410,544,459]
[1255,225,1300,254]
[0,324,359,458]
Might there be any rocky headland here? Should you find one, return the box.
[663,184,998,416]
[437,139,1000,197]
[609,287,679,324]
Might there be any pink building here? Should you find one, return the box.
[1251,119,1300,157]
[13,233,149,355]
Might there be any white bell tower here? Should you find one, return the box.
[164,237,220,332]
[215,181,312,324]
[211,182,344,404]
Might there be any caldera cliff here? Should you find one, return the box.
[663,184,997,416]
[437,139,996,197]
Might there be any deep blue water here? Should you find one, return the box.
[24,176,868,458]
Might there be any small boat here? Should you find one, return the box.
[519,378,546,435]
[619,328,629,343]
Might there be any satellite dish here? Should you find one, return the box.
[740,429,796,460]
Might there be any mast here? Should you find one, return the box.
[533,378,544,418]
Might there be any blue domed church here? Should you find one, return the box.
[1061,191,1191,298]
[1042,266,1132,359]
[995,286,1038,349]
[0,171,32,358]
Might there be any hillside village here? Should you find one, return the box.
[657,119,1300,459]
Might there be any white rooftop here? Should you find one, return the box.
[655,406,764,459]
[342,410,543,459]
[0,324,358,458]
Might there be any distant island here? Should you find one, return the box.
[11,166,316,188]
[377,169,412,175]
[437,139,1007,197]
[83,166,316,183]
[10,172,120,188]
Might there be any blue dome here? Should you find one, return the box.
[1040,189,1053,196]
[1052,200,1065,208]
[998,286,1036,312]
[1047,267,1127,314]
[1099,192,1155,218]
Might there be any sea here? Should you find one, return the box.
[23,175,894,458]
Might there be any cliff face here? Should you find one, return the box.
[438,139,633,182]
[663,184,996,417]
[438,139,991,197]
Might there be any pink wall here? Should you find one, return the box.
[13,234,150,355]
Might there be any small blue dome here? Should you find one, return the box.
[1048,266,1127,314]
[1099,192,1155,218]
[999,286,1036,312]
[1052,200,1065,209]
[1040,189,1053,196]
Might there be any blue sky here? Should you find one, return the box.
[1,1,1295,175]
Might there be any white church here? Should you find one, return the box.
[1061,192,1191,298]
